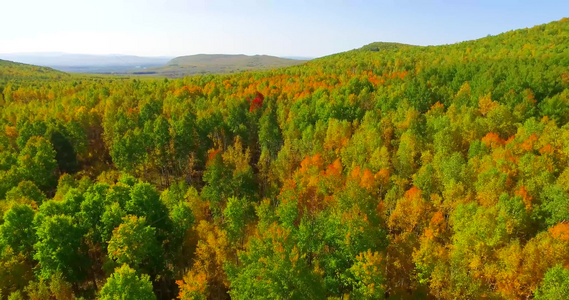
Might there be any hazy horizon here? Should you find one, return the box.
[1,0,568,58]
[0,52,312,60]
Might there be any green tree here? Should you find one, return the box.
[5,181,47,207]
[127,182,170,235]
[0,204,36,256]
[153,115,171,164]
[169,201,194,245]
[200,150,230,215]
[16,120,47,150]
[258,104,282,157]
[110,128,146,173]
[99,264,156,300]
[33,214,88,282]
[227,223,325,300]
[79,183,109,243]
[17,136,57,192]
[223,196,251,243]
[535,265,569,300]
[107,216,163,275]
[100,201,127,245]
[172,111,197,164]
[540,185,569,227]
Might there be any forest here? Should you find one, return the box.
[0,18,569,299]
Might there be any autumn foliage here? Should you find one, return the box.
[0,18,569,300]
[248,91,264,112]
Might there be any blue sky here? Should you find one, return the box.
[1,0,567,57]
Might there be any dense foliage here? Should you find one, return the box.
[0,18,568,299]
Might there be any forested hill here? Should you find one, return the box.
[358,41,415,52]
[0,18,569,300]
[0,59,69,83]
[132,54,307,77]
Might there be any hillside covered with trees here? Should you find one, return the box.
[130,54,307,78]
[0,18,568,299]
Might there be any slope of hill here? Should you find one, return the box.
[0,18,569,300]
[132,54,307,77]
[0,59,69,83]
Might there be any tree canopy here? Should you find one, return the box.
[0,18,569,299]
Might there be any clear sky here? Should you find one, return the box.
[1,0,567,57]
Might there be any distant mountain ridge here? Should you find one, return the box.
[0,53,308,77]
[134,54,308,77]
[0,53,172,73]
